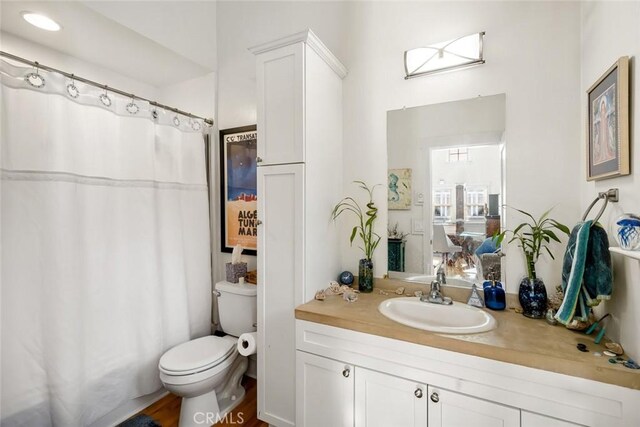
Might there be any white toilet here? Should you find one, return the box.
[159,281,257,427]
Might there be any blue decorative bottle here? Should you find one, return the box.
[482,280,506,311]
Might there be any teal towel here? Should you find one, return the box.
[555,220,613,325]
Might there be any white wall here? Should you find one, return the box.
[580,1,640,360]
[1,31,216,120]
[341,1,582,292]
[0,31,158,99]
[158,73,216,121]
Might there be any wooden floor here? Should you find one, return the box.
[136,377,267,427]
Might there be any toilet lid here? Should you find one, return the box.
[159,336,235,374]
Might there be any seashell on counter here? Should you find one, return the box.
[314,290,326,301]
[605,342,624,355]
[343,291,358,303]
[326,281,341,294]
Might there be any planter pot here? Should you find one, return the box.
[518,277,547,319]
[358,258,374,293]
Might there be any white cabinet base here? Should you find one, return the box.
[296,320,640,427]
[355,367,427,427]
[428,386,519,427]
[296,352,354,427]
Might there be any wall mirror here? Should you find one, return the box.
[387,94,506,288]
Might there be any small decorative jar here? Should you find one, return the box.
[615,214,640,251]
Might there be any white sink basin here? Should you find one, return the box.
[378,297,497,334]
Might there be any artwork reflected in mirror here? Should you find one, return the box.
[386,94,506,286]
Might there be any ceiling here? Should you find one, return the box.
[0,1,217,87]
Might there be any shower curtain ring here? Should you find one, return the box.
[126,94,139,115]
[66,73,79,98]
[99,85,112,107]
[25,61,45,88]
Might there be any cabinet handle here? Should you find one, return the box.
[256,220,263,225]
[414,388,423,398]
[430,392,439,403]
[256,156,263,163]
[342,368,350,378]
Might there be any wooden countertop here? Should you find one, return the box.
[295,280,640,390]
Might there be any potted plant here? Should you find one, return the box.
[493,207,570,318]
[331,181,381,292]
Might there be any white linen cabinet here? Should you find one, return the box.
[251,29,347,427]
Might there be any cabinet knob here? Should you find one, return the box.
[256,156,263,163]
[430,392,439,403]
[414,388,423,398]
[256,220,263,225]
[342,368,350,378]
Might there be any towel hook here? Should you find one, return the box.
[581,188,619,224]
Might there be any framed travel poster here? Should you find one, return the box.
[388,168,412,210]
[220,125,257,255]
[587,56,630,181]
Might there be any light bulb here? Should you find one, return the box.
[22,12,61,32]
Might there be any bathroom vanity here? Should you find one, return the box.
[294,283,640,427]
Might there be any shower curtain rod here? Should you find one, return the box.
[0,50,214,126]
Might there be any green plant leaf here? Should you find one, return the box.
[544,245,555,260]
[550,220,571,235]
[543,229,561,243]
[349,226,358,244]
[510,206,536,222]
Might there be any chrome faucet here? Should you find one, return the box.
[436,262,447,284]
[420,280,453,305]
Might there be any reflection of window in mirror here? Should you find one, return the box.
[448,147,469,162]
[465,186,488,219]
[433,188,452,221]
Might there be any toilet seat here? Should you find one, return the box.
[159,335,237,376]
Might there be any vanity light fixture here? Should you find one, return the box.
[21,12,61,32]
[404,32,485,79]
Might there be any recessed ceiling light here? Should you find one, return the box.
[21,12,61,32]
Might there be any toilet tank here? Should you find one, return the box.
[215,280,257,337]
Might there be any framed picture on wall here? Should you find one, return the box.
[388,168,412,209]
[220,125,258,255]
[586,56,630,181]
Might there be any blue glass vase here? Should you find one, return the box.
[483,281,506,311]
[358,258,374,293]
[518,277,547,319]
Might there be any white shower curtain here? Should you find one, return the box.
[1,61,212,426]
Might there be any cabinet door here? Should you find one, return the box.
[522,411,584,427]
[296,351,355,427]
[257,164,304,427]
[355,368,427,427]
[428,386,520,427]
[256,42,305,165]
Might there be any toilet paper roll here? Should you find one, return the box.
[237,332,257,356]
